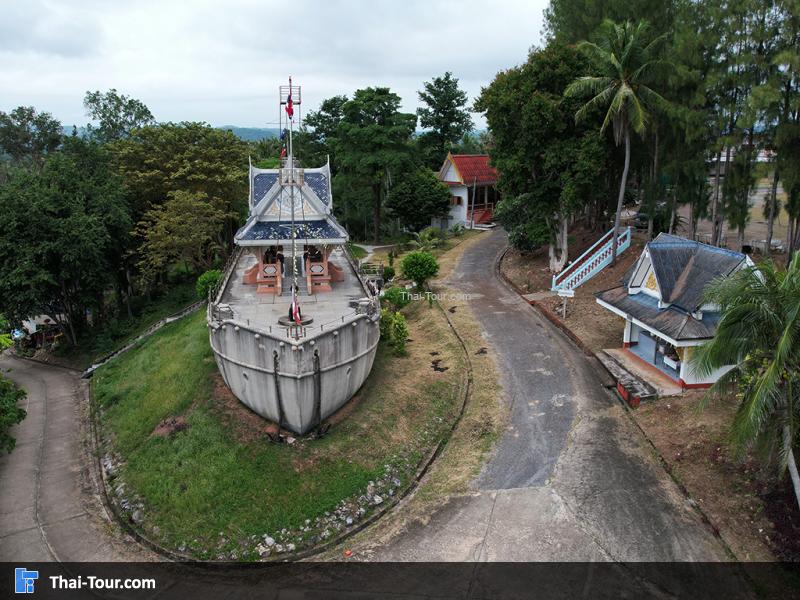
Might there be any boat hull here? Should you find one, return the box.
[208,313,380,435]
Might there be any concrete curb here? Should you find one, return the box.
[496,246,740,561]
[88,292,475,563]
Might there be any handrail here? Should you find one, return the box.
[552,228,615,287]
[551,227,631,292]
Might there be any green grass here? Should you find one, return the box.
[93,303,463,559]
[347,242,368,260]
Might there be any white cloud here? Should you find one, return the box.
[0,0,547,128]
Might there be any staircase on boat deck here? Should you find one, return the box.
[281,256,309,296]
[551,226,632,292]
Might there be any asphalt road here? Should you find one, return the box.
[370,229,735,570]
[0,354,143,562]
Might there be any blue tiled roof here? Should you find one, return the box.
[239,219,345,242]
[304,172,330,205]
[253,173,278,204]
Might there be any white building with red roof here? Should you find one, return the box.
[432,153,500,229]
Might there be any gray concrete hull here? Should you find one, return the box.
[207,312,380,435]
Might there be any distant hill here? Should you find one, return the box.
[216,126,280,141]
[62,125,280,142]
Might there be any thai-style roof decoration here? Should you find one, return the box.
[236,157,347,246]
[596,233,750,343]
[439,153,498,186]
[237,219,347,244]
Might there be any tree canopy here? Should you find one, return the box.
[0,106,62,164]
[386,168,451,232]
[84,88,155,143]
[417,72,474,168]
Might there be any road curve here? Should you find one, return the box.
[0,354,146,561]
[370,229,733,565]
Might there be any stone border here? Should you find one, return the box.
[496,246,740,561]
[88,294,475,563]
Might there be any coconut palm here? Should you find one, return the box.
[565,20,670,264]
[692,254,800,509]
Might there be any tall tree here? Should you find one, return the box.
[693,254,800,510]
[476,43,608,269]
[0,138,130,345]
[331,88,416,243]
[0,106,62,164]
[417,72,474,168]
[84,88,155,143]
[565,19,671,264]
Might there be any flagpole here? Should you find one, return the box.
[288,76,297,304]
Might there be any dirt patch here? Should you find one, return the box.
[633,391,800,562]
[209,373,277,444]
[151,415,189,438]
[502,227,645,353]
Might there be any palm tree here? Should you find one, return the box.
[692,254,800,510]
[565,20,670,264]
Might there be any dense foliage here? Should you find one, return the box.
[0,375,26,454]
[386,168,451,232]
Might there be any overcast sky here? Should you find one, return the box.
[0,0,548,129]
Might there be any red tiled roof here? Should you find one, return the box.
[449,154,498,185]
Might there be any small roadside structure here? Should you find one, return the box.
[431,153,499,229]
[595,233,753,390]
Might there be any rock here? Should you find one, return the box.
[345,517,353,526]
[131,509,143,523]
[373,495,384,505]
[275,544,285,553]
[286,543,296,552]
[264,536,275,547]
[286,436,296,445]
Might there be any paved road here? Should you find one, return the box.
[370,229,734,568]
[0,354,144,561]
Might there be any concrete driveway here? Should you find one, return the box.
[0,354,145,561]
[370,229,732,565]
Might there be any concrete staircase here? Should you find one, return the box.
[551,227,632,293]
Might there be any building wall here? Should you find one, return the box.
[432,185,468,229]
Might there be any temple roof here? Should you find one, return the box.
[440,153,498,186]
[629,233,747,312]
[235,217,347,246]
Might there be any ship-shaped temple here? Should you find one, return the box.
[207,150,381,435]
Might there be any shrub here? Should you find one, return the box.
[382,286,410,311]
[380,309,409,355]
[0,376,26,454]
[382,265,395,281]
[196,269,222,299]
[449,223,466,237]
[400,251,439,288]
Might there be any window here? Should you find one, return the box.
[451,195,462,206]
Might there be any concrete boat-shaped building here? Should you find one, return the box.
[207,152,380,435]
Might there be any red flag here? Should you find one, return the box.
[285,87,294,119]
[291,286,302,324]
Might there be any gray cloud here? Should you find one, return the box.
[0,0,547,128]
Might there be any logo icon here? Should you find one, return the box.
[15,568,38,594]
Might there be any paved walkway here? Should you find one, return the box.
[369,229,735,569]
[0,354,146,561]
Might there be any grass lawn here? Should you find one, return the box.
[346,242,368,260]
[93,296,465,559]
